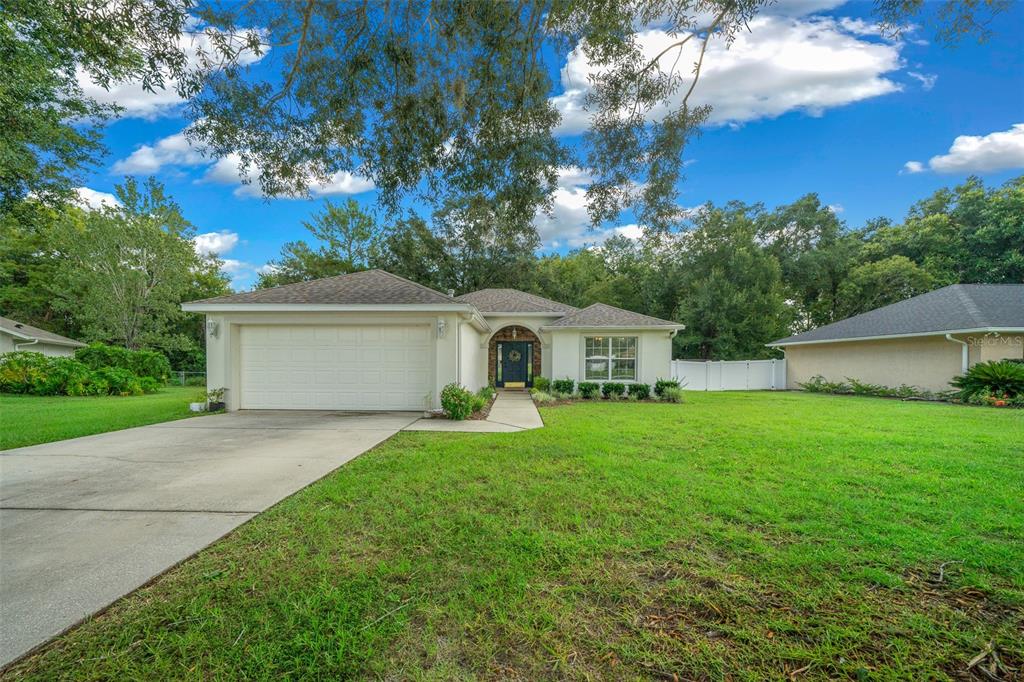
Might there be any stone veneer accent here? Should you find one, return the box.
[488,325,541,386]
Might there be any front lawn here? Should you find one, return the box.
[0,386,200,450]
[4,392,1022,679]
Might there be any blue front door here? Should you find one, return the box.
[498,341,531,387]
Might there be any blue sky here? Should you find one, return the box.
[75,0,1024,289]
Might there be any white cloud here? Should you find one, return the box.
[902,160,925,174]
[827,203,844,214]
[112,131,374,198]
[907,71,937,90]
[77,25,267,120]
[193,230,239,256]
[904,124,1024,175]
[112,131,207,174]
[534,167,644,248]
[74,187,121,210]
[553,14,903,135]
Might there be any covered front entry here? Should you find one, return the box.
[490,325,541,388]
[238,324,433,410]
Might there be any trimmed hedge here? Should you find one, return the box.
[601,382,626,398]
[578,382,600,399]
[551,378,575,395]
[629,383,651,400]
[654,378,680,397]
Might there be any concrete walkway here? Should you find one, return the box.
[0,410,418,668]
[404,390,544,432]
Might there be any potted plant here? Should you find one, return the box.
[189,395,207,412]
[207,387,227,412]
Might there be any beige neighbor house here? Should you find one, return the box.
[0,316,86,357]
[769,284,1024,393]
[181,269,684,412]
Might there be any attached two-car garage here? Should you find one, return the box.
[238,325,433,411]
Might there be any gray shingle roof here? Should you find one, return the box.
[769,284,1024,346]
[189,269,457,305]
[455,288,577,314]
[544,303,681,328]
[0,316,86,347]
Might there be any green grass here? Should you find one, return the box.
[0,387,201,450]
[4,393,1022,680]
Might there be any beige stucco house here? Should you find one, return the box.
[181,269,683,412]
[769,284,1024,393]
[0,316,86,357]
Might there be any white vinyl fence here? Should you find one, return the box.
[671,359,786,391]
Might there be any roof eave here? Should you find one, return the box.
[767,326,1024,347]
[478,311,568,317]
[1,327,85,347]
[541,324,685,332]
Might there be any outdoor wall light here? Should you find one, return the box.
[437,319,448,338]
[206,320,220,339]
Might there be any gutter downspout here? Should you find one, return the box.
[14,338,39,351]
[945,333,969,373]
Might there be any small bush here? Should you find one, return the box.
[654,378,680,398]
[629,383,651,400]
[138,376,162,394]
[440,383,474,420]
[532,376,551,393]
[800,375,851,394]
[578,382,600,399]
[478,385,496,401]
[531,390,556,404]
[951,360,1024,399]
[847,377,885,395]
[0,352,50,394]
[470,394,486,414]
[661,386,685,403]
[551,378,575,395]
[602,382,626,398]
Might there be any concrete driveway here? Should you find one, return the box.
[0,410,418,668]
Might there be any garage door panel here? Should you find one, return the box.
[239,325,433,410]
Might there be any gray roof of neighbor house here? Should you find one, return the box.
[769,283,1024,346]
[188,269,458,305]
[455,288,578,314]
[0,316,86,348]
[544,303,682,328]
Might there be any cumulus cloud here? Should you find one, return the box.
[533,167,645,248]
[553,14,904,135]
[113,131,374,199]
[904,124,1024,175]
[112,132,207,174]
[73,187,121,210]
[77,25,266,120]
[193,230,239,256]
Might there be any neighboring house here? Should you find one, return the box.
[0,316,86,357]
[181,269,683,411]
[769,284,1024,392]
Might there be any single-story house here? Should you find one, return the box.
[0,316,86,357]
[769,284,1024,393]
[181,269,684,411]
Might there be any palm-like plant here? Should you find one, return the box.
[951,360,1024,398]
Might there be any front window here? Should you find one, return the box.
[585,336,637,381]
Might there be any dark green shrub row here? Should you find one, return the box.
[75,343,171,381]
[800,374,938,399]
[0,352,160,396]
[654,379,680,397]
[441,384,496,420]
[551,378,575,394]
[578,381,600,399]
[532,376,550,392]
[602,382,626,398]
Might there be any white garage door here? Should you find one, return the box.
[239,325,433,410]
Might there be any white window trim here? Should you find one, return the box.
[581,335,639,382]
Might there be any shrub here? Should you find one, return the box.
[847,377,885,395]
[551,378,575,395]
[470,394,486,414]
[577,382,600,399]
[75,343,170,382]
[138,376,162,394]
[654,378,680,397]
[531,390,556,404]
[629,383,651,400]
[800,375,851,394]
[602,382,626,398]
[94,367,143,396]
[0,352,50,394]
[478,385,496,401]
[532,376,551,393]
[661,386,685,403]
[951,360,1024,399]
[440,383,473,420]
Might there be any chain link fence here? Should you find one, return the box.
[167,371,207,387]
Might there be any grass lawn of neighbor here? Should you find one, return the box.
[0,386,200,450]
[3,392,1022,680]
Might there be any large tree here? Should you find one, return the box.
[53,178,220,351]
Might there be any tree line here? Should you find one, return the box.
[258,176,1024,360]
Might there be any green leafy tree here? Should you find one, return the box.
[673,203,791,360]
[835,255,935,319]
[52,178,206,350]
